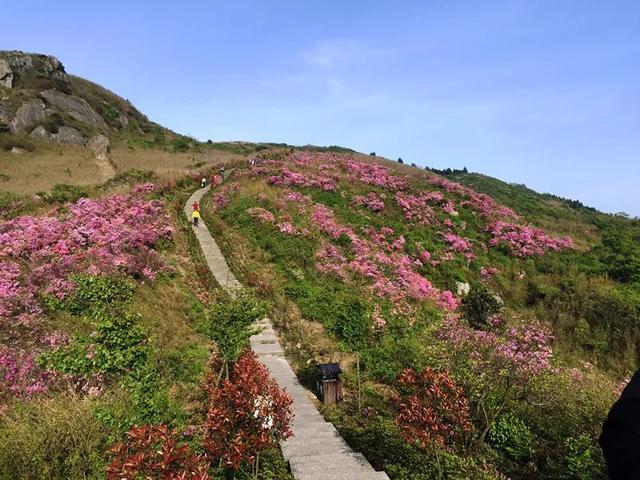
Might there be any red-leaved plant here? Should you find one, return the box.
[203,350,293,472]
[106,424,211,480]
[395,367,472,449]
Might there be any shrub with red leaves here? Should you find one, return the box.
[203,350,293,471]
[395,367,472,449]
[106,424,211,480]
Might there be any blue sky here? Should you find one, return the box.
[3,1,639,215]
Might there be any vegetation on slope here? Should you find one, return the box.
[202,151,639,479]
[0,171,293,479]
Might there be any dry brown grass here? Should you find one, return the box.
[0,145,244,195]
[0,145,100,195]
[110,148,243,183]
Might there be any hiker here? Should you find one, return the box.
[192,209,200,227]
[601,368,640,479]
[201,177,206,188]
[219,166,225,179]
[192,200,199,211]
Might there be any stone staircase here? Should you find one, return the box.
[185,185,389,480]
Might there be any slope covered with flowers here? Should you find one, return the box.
[0,185,172,401]
[205,151,615,479]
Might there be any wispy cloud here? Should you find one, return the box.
[301,39,392,68]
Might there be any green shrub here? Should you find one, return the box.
[559,434,604,480]
[45,275,134,314]
[42,184,89,204]
[327,293,371,350]
[40,309,147,377]
[488,413,534,461]
[461,283,502,330]
[172,138,190,152]
[200,290,268,366]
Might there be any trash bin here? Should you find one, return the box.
[316,363,343,404]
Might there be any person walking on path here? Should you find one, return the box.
[201,177,207,188]
[219,166,225,180]
[192,200,199,211]
[192,209,201,227]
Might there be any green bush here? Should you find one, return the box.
[172,138,190,152]
[559,434,604,480]
[45,275,134,314]
[461,283,502,330]
[42,184,89,204]
[200,290,268,366]
[488,413,534,461]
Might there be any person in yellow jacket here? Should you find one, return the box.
[192,209,200,227]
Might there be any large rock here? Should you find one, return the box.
[87,134,109,159]
[29,125,51,140]
[8,99,46,133]
[30,125,86,145]
[0,60,13,88]
[40,89,107,129]
[56,126,86,145]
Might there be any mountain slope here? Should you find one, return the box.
[201,151,639,479]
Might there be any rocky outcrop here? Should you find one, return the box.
[8,99,46,134]
[30,125,86,145]
[87,134,109,159]
[0,60,13,88]
[40,89,108,129]
[0,51,67,85]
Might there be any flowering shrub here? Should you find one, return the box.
[247,207,275,224]
[353,192,385,212]
[486,221,573,257]
[107,424,211,480]
[203,351,293,470]
[0,192,172,325]
[345,161,406,189]
[396,367,472,448]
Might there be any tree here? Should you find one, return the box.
[200,290,267,380]
[369,152,376,156]
[203,351,293,478]
[462,166,468,173]
[397,158,403,164]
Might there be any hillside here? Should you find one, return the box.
[2,51,639,479]
[200,151,640,479]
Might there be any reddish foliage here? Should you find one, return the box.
[396,367,471,449]
[203,351,293,470]
[106,424,211,480]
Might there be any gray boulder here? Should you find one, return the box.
[40,89,107,129]
[8,99,46,133]
[87,134,109,159]
[30,125,86,145]
[55,126,86,145]
[0,60,13,88]
[29,125,51,140]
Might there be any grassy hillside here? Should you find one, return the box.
[0,171,293,479]
[201,151,639,479]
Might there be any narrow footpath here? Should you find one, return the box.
[185,185,389,480]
